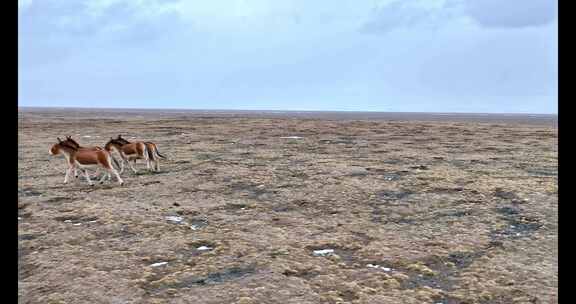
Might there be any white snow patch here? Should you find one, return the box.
[82,135,91,138]
[367,264,392,272]
[197,246,213,251]
[313,249,334,256]
[166,216,183,223]
[280,136,303,139]
[150,262,168,267]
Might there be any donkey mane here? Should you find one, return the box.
[116,135,131,144]
[109,139,126,146]
[64,136,81,148]
[59,141,79,151]
[107,135,131,147]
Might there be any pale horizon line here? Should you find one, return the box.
[18,105,558,116]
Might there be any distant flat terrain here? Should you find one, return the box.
[19,107,558,126]
[19,108,557,304]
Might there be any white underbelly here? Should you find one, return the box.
[75,161,100,168]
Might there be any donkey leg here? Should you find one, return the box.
[64,167,73,184]
[115,156,123,174]
[145,154,151,170]
[142,144,151,171]
[103,160,112,182]
[93,167,101,179]
[100,169,108,180]
[110,168,124,185]
[122,153,137,173]
[117,153,128,174]
[98,170,108,184]
[83,169,94,186]
[126,161,137,174]
[128,160,138,174]
[120,159,125,174]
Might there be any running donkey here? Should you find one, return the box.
[49,137,124,185]
[61,136,117,181]
[104,135,166,173]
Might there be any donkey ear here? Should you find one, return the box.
[117,135,122,138]
[57,137,62,142]
[66,135,71,139]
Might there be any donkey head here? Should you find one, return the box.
[115,135,130,144]
[63,136,80,148]
[50,137,73,155]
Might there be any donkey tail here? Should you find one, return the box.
[154,146,167,159]
[146,142,167,159]
[144,142,154,161]
[142,143,150,161]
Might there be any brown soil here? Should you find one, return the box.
[18,109,557,304]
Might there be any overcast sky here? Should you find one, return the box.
[18,0,557,113]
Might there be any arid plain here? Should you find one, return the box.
[18,109,557,304]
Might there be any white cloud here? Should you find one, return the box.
[361,0,467,34]
[464,0,557,28]
[19,0,187,67]
[19,0,557,113]
[361,0,558,34]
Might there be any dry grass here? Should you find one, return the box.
[18,110,557,304]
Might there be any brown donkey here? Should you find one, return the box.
[49,138,124,185]
[62,136,120,180]
[104,135,152,174]
[113,135,166,172]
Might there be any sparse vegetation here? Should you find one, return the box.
[19,110,557,303]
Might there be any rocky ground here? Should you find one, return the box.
[18,110,557,304]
